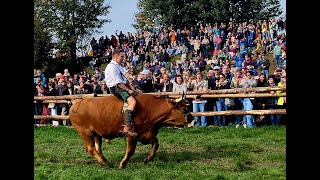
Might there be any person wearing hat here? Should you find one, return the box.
[105,49,137,137]
[213,65,220,71]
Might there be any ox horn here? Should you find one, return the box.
[175,95,183,103]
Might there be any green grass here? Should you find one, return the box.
[34,126,286,179]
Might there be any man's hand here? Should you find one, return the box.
[128,89,137,96]
[128,89,134,94]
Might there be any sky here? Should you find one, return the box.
[94,0,139,39]
[94,0,286,39]
[280,0,286,16]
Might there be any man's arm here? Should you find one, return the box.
[117,83,131,92]
[117,82,136,95]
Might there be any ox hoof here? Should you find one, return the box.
[100,162,112,169]
[144,158,149,164]
[119,164,125,170]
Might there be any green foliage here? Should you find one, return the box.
[136,0,282,28]
[35,126,286,179]
[34,0,111,63]
[34,15,52,69]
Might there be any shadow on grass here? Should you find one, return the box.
[129,145,250,164]
[35,145,247,165]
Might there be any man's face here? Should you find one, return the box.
[58,79,65,86]
[91,77,97,83]
[163,75,169,82]
[222,66,229,73]
[116,52,125,64]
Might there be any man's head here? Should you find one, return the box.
[91,76,98,84]
[36,69,42,76]
[207,69,214,78]
[112,49,125,64]
[55,73,62,80]
[222,65,229,74]
[58,78,66,86]
[213,66,220,74]
[162,74,170,82]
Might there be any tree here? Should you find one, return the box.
[136,0,282,29]
[34,0,111,62]
[34,13,52,70]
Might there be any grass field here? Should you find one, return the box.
[34,125,286,180]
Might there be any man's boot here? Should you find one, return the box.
[123,109,137,137]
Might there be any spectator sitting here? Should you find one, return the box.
[63,69,70,78]
[100,82,110,94]
[90,76,103,94]
[34,69,47,87]
[94,67,105,82]
[89,58,97,69]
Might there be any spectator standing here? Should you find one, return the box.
[266,75,280,125]
[239,71,257,128]
[215,73,230,126]
[172,74,187,94]
[273,40,282,67]
[230,68,244,128]
[188,73,208,127]
[56,77,70,126]
[277,74,286,124]
[46,82,59,127]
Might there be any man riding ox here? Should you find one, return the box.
[104,49,137,137]
[69,92,193,170]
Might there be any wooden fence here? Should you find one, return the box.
[34,87,286,121]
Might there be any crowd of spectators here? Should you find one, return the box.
[34,17,286,128]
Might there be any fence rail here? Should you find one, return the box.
[34,87,286,101]
[34,109,286,121]
[34,87,286,120]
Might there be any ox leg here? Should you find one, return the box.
[80,130,109,167]
[94,135,103,154]
[144,138,159,164]
[94,134,112,168]
[119,137,137,170]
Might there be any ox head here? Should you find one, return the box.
[165,92,194,127]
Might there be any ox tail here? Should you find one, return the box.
[70,99,85,113]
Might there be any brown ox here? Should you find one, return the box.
[69,93,193,169]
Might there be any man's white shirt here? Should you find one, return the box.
[104,60,126,87]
